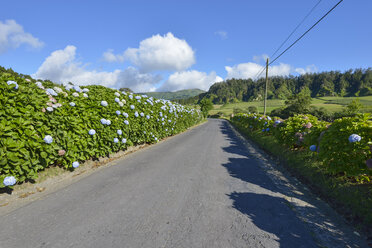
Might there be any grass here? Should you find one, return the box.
[210,96,372,116]
[230,121,372,236]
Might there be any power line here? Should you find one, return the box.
[270,0,323,59]
[253,0,343,80]
[269,0,343,66]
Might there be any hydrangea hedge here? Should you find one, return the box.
[0,76,203,188]
[231,112,372,178]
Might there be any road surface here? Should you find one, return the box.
[0,119,367,247]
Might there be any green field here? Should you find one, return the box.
[209,96,372,116]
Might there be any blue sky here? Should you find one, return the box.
[0,0,371,92]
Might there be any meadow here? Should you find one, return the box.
[209,95,372,116]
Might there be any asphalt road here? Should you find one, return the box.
[0,119,368,248]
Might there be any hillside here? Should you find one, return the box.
[178,68,372,105]
[140,89,205,100]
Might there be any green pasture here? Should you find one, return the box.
[210,96,372,116]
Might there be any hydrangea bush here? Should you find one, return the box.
[231,112,372,178]
[0,76,203,187]
[317,114,372,176]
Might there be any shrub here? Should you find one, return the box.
[318,114,372,176]
[0,75,203,188]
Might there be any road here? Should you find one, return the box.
[0,119,368,248]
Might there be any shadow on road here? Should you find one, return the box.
[217,120,319,248]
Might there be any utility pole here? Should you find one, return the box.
[263,58,269,116]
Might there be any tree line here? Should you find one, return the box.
[176,68,372,105]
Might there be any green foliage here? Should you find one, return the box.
[199,98,213,117]
[119,87,133,93]
[248,105,258,113]
[231,112,372,179]
[185,68,372,105]
[0,72,203,188]
[344,98,363,115]
[273,114,327,148]
[318,114,372,176]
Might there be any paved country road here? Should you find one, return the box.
[0,119,368,248]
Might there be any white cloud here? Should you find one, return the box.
[252,54,269,63]
[124,32,195,72]
[0,19,44,54]
[225,62,292,80]
[33,45,161,92]
[295,64,317,75]
[160,70,223,92]
[215,30,227,39]
[102,49,125,63]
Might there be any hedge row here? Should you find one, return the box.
[231,113,372,179]
[0,75,203,188]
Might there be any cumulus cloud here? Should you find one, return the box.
[102,49,125,63]
[159,70,223,92]
[215,30,227,39]
[124,32,195,72]
[225,62,292,80]
[252,54,269,63]
[295,64,317,75]
[0,19,44,54]
[33,45,161,92]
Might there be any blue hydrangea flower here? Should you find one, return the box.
[46,88,58,96]
[44,135,53,144]
[115,92,120,97]
[135,96,141,100]
[124,120,129,125]
[117,130,122,135]
[134,111,139,117]
[155,137,158,141]
[106,119,111,125]
[101,101,108,107]
[146,115,150,119]
[7,80,19,90]
[275,120,281,124]
[73,85,81,92]
[122,138,127,143]
[114,138,119,143]
[266,128,270,131]
[89,129,96,135]
[348,134,361,143]
[116,110,121,115]
[143,131,146,134]
[115,97,120,103]
[82,88,89,93]
[129,94,133,99]
[140,112,144,117]
[262,129,265,132]
[123,112,129,118]
[267,116,272,121]
[3,176,16,186]
[130,105,135,110]
[72,161,80,168]
[69,102,75,107]
[310,145,317,152]
[159,112,163,117]
[46,107,54,112]
[101,118,107,125]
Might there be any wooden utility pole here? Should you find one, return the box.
[263,58,269,116]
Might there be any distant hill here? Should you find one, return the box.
[140,89,205,100]
[177,68,372,105]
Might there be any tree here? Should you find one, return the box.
[345,99,363,115]
[283,87,312,116]
[119,87,133,93]
[199,98,213,117]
